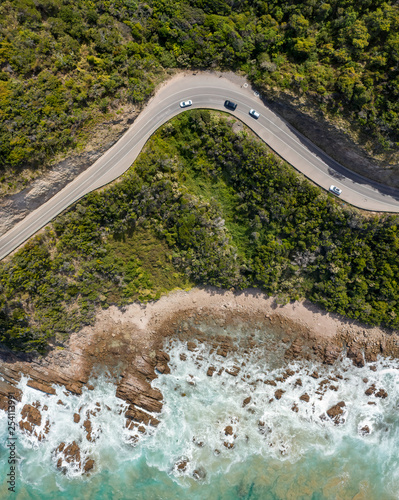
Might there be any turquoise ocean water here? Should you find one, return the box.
[1,329,399,500]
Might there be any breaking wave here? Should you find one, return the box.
[1,330,399,499]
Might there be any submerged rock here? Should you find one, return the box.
[360,425,370,436]
[176,458,189,472]
[192,467,206,480]
[192,436,205,447]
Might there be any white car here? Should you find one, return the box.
[249,109,260,119]
[180,100,192,108]
[329,185,342,196]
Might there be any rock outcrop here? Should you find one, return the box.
[116,372,163,414]
[347,348,365,368]
[83,459,95,473]
[326,401,346,425]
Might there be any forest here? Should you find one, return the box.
[1,0,399,191]
[1,110,399,352]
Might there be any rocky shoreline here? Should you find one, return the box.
[1,287,398,475]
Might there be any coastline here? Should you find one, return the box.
[1,287,398,476]
[89,286,399,365]
[1,286,397,401]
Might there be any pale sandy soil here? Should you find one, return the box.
[83,287,396,357]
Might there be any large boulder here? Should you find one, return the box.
[224,426,233,436]
[326,401,346,425]
[83,459,95,473]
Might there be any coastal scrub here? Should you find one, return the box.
[1,110,399,352]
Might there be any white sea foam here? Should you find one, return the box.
[151,339,399,495]
[1,335,399,498]
[3,372,158,489]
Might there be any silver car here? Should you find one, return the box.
[329,185,342,196]
[249,109,260,119]
[180,100,192,108]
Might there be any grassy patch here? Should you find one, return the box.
[107,228,192,303]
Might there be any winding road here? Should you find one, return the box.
[1,73,399,260]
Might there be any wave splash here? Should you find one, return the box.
[1,334,399,499]
[151,340,399,496]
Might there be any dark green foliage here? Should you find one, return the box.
[0,0,398,191]
[1,110,399,352]
[171,111,399,328]
[157,110,399,329]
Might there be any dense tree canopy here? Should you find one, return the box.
[0,0,398,189]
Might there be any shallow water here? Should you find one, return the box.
[1,326,399,500]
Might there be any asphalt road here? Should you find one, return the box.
[1,73,399,261]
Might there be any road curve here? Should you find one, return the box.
[1,72,399,261]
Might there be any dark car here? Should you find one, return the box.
[224,100,237,111]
